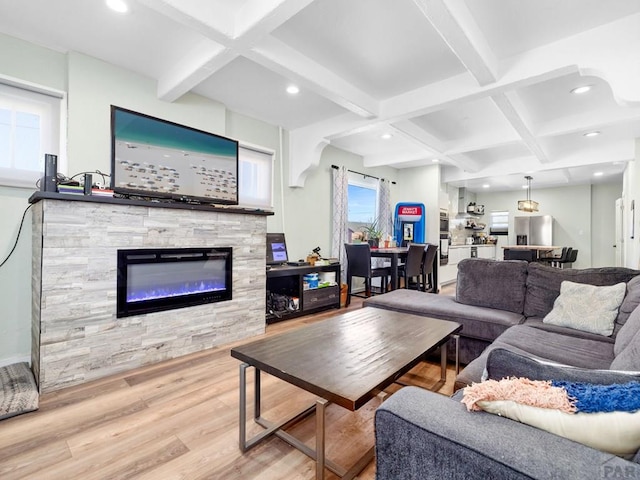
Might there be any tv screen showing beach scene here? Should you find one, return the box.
[111,106,239,205]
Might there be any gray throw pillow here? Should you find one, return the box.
[543,281,626,336]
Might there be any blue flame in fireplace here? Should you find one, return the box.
[127,279,226,303]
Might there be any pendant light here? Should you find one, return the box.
[518,175,539,212]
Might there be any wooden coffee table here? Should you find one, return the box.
[230,307,461,480]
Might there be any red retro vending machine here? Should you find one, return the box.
[394,203,426,246]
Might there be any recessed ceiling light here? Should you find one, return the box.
[571,85,592,95]
[380,133,392,140]
[106,0,128,13]
[482,184,490,188]
[594,171,604,177]
[522,184,529,189]
[286,85,299,95]
[583,131,600,137]
[432,158,440,163]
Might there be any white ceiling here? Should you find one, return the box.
[1,0,639,192]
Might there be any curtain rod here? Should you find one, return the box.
[331,164,396,185]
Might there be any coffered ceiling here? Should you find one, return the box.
[1,0,639,192]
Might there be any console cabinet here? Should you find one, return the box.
[266,263,341,323]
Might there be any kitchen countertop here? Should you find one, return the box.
[449,244,496,248]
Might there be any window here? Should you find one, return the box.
[490,210,509,235]
[347,173,379,237]
[238,144,273,209]
[0,81,63,188]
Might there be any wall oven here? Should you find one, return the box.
[439,209,450,265]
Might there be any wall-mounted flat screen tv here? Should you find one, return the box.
[110,106,239,205]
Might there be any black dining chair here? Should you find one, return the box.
[344,243,391,306]
[421,243,439,293]
[401,243,427,291]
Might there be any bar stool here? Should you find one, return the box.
[551,247,572,268]
[557,249,578,269]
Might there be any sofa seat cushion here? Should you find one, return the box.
[456,258,528,314]
[488,325,615,368]
[524,263,640,319]
[363,289,524,342]
[454,325,615,391]
[524,317,616,344]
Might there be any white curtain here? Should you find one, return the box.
[378,178,393,243]
[331,166,349,282]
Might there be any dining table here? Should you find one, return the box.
[370,246,408,291]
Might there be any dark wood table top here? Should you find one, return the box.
[231,307,462,410]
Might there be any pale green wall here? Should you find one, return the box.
[0,34,67,366]
[282,145,399,261]
[476,183,625,269]
[66,52,226,175]
[396,165,442,246]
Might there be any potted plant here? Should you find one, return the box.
[362,219,383,248]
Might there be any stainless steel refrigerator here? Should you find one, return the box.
[514,215,553,246]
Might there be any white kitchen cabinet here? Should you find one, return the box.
[477,245,497,259]
[439,246,471,284]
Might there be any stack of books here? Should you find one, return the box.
[91,188,114,197]
[57,185,84,195]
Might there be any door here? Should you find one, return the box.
[615,198,624,267]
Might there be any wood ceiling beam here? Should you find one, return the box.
[412,0,497,86]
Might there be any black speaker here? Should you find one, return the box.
[84,173,92,195]
[42,154,58,192]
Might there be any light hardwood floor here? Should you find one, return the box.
[0,295,456,480]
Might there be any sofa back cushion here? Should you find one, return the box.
[524,263,640,319]
[616,276,640,335]
[615,304,640,357]
[456,258,528,314]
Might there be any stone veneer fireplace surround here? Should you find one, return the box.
[31,192,271,393]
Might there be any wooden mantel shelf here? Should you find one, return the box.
[29,191,274,216]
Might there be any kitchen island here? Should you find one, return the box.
[501,245,561,261]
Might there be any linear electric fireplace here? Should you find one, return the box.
[117,247,232,318]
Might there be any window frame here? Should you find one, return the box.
[347,172,380,232]
[237,141,274,209]
[0,75,67,189]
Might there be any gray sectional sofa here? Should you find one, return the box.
[365,258,640,479]
[364,258,640,390]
